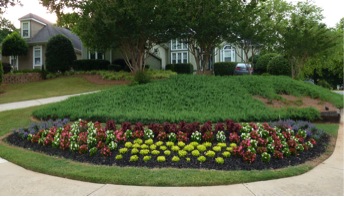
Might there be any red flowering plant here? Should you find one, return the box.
[13,118,324,166]
[202,131,214,142]
[229,132,240,144]
[177,131,189,142]
[157,131,167,141]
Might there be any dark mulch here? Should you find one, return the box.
[6,133,330,171]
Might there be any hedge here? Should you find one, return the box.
[46,35,76,72]
[213,62,237,76]
[165,63,194,74]
[255,53,279,74]
[0,62,3,85]
[1,62,11,74]
[267,55,291,76]
[72,60,111,71]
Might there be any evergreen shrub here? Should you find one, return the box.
[213,62,237,76]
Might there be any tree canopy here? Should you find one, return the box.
[1,31,28,57]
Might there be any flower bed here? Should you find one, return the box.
[7,119,328,170]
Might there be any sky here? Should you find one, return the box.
[2,0,344,29]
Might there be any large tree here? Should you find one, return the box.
[279,1,336,79]
[173,0,238,72]
[0,18,16,44]
[1,31,28,70]
[225,0,292,68]
[42,0,173,72]
[302,18,343,87]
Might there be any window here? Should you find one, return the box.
[21,22,30,38]
[10,56,18,70]
[221,45,236,62]
[33,46,42,68]
[89,51,104,60]
[171,39,188,50]
[171,52,188,64]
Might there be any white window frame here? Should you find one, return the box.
[171,52,188,64]
[171,39,188,50]
[33,45,43,68]
[10,56,19,70]
[221,45,236,62]
[89,51,104,60]
[21,21,30,38]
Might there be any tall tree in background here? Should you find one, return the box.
[78,0,173,72]
[225,0,292,69]
[303,18,343,87]
[0,18,16,44]
[174,0,238,72]
[280,1,336,79]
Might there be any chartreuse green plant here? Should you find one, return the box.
[139,149,150,155]
[119,148,128,154]
[197,145,207,152]
[197,156,207,163]
[215,157,225,164]
[115,154,123,160]
[129,155,139,162]
[222,151,231,158]
[151,150,160,155]
[157,156,166,162]
[143,156,151,162]
[159,146,167,151]
[191,150,200,157]
[172,156,180,162]
[164,150,171,156]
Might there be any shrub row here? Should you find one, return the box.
[166,63,194,74]
[213,62,238,76]
[72,60,111,71]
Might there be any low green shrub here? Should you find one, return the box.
[255,53,279,74]
[213,62,237,76]
[317,80,332,90]
[166,63,194,74]
[0,62,3,85]
[134,71,151,84]
[267,56,291,76]
[172,156,180,162]
[1,62,12,74]
[73,60,110,71]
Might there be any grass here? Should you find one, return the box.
[0,106,339,186]
[32,75,343,123]
[0,74,341,186]
[0,76,114,104]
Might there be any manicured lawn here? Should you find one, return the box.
[33,75,343,123]
[0,76,114,104]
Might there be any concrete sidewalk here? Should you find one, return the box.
[0,91,98,112]
[0,95,343,195]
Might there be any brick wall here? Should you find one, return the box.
[3,73,43,84]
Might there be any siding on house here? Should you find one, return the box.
[3,13,83,71]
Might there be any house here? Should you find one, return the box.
[82,39,250,71]
[2,13,82,70]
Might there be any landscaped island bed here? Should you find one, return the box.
[7,118,328,170]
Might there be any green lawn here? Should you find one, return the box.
[33,75,343,123]
[0,106,339,186]
[0,76,114,104]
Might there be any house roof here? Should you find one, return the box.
[19,13,82,52]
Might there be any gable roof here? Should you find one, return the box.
[19,13,82,52]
